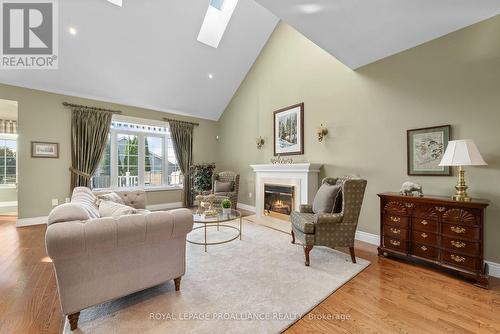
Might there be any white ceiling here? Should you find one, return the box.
[255,0,500,69]
[0,0,278,120]
[1,1,499,120]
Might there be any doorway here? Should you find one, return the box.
[0,99,18,220]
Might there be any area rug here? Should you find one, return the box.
[64,220,369,334]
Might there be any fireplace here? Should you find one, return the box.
[264,184,294,220]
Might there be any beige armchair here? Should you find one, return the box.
[291,177,367,266]
[210,171,240,209]
[45,187,193,330]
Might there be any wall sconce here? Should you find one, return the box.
[256,136,265,149]
[317,124,328,142]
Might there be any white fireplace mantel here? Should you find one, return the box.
[250,163,322,218]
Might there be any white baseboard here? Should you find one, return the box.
[354,230,500,279]
[355,230,379,246]
[16,216,47,227]
[146,202,183,211]
[237,202,256,212]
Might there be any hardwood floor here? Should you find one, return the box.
[0,215,499,334]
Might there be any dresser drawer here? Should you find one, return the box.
[383,214,408,228]
[412,217,438,233]
[442,251,481,271]
[412,230,438,246]
[442,223,480,240]
[383,236,407,252]
[442,236,480,256]
[412,243,439,260]
[442,208,480,226]
[383,225,407,240]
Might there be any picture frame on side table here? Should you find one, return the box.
[273,103,304,156]
[407,125,451,176]
[31,141,59,158]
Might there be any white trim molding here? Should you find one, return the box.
[354,230,500,279]
[16,216,47,227]
[146,202,183,211]
[237,202,256,212]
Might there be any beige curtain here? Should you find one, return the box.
[168,120,194,207]
[70,108,113,190]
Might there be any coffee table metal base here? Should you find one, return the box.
[187,219,242,252]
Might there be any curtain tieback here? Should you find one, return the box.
[69,167,91,178]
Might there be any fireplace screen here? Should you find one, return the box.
[264,184,294,219]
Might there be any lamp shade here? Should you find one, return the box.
[439,139,487,167]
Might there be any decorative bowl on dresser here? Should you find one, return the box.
[377,192,490,288]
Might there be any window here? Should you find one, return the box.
[0,139,16,185]
[91,117,182,190]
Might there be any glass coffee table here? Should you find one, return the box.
[189,210,242,252]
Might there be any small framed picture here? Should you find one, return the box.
[31,141,59,158]
[273,103,304,156]
[407,125,451,176]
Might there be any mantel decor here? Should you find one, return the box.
[273,103,304,156]
[407,125,451,176]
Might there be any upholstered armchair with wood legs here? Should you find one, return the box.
[211,171,240,209]
[290,177,367,266]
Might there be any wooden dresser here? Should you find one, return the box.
[377,193,490,288]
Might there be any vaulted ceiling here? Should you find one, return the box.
[0,0,499,120]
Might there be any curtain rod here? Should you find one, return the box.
[163,117,199,126]
[62,102,122,114]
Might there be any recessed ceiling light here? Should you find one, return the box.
[68,27,77,35]
[297,4,323,14]
[208,73,214,79]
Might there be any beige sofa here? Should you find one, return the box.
[45,187,193,330]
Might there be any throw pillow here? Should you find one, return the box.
[47,203,91,225]
[71,187,100,218]
[97,192,125,205]
[312,183,341,214]
[99,200,138,218]
[214,180,233,193]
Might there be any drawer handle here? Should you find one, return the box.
[420,245,428,251]
[421,232,428,238]
[450,226,466,234]
[390,216,401,223]
[404,203,414,208]
[451,240,466,248]
[435,206,446,212]
[420,220,429,226]
[451,254,466,263]
[390,240,401,246]
[390,227,401,234]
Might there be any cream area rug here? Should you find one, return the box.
[64,219,370,334]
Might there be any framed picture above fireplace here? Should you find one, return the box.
[273,103,304,156]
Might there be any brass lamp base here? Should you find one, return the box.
[452,166,471,202]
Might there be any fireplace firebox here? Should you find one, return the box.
[264,184,294,220]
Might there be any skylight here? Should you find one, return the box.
[197,0,239,48]
[107,0,122,7]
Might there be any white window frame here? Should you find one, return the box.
[0,134,17,189]
[94,116,182,191]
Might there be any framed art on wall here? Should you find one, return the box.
[407,125,451,176]
[31,141,59,158]
[273,103,304,156]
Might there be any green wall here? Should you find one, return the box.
[217,17,500,262]
[0,84,218,219]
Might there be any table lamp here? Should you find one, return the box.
[439,139,487,201]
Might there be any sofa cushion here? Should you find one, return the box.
[48,203,91,225]
[312,183,341,214]
[71,187,99,218]
[214,180,233,192]
[97,192,125,205]
[291,211,316,234]
[99,200,138,218]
